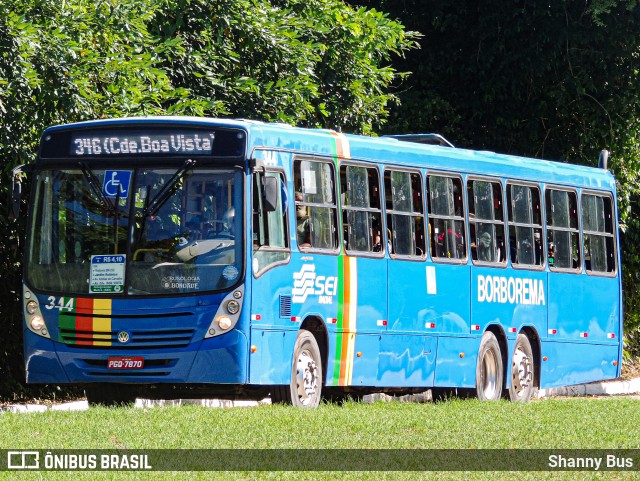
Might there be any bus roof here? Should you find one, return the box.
[42,116,616,191]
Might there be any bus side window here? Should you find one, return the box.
[340,164,382,255]
[546,188,580,271]
[507,183,543,267]
[384,169,425,258]
[467,179,506,264]
[427,175,466,261]
[294,159,339,251]
[582,193,616,274]
[252,171,290,276]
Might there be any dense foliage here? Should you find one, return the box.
[352,0,640,350]
[0,0,416,399]
[1,0,640,399]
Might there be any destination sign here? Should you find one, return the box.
[71,131,216,156]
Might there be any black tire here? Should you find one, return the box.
[85,384,137,407]
[509,333,536,402]
[271,329,322,408]
[475,331,503,401]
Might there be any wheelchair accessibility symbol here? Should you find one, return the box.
[103,170,131,198]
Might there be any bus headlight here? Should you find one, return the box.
[26,300,38,315]
[217,316,232,330]
[227,300,240,315]
[30,316,45,330]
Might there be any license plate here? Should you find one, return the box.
[107,356,144,370]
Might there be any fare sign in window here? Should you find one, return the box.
[90,255,126,293]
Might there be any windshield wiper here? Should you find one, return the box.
[79,162,116,215]
[144,159,195,218]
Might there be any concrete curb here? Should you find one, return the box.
[3,377,639,412]
[536,377,640,398]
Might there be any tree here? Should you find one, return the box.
[0,0,416,399]
[352,0,640,346]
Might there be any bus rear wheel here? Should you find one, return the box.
[475,332,503,401]
[509,333,536,402]
[271,329,322,408]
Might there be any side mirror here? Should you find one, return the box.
[262,176,278,212]
[9,165,28,220]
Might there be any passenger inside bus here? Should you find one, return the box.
[295,192,311,248]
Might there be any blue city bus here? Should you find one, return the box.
[13,117,622,406]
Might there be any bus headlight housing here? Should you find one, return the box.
[23,286,51,339]
[205,285,244,339]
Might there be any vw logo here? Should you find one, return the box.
[117,331,130,344]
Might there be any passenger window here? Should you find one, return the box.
[582,193,616,274]
[428,175,466,261]
[507,184,543,267]
[468,179,506,264]
[252,171,290,276]
[294,159,339,251]
[546,189,580,270]
[384,169,426,258]
[340,164,382,254]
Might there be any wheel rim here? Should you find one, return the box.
[481,349,498,398]
[511,347,533,398]
[295,348,318,406]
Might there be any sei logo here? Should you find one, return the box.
[292,265,338,304]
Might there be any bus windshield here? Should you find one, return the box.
[27,166,243,296]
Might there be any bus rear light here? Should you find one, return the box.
[548,329,557,335]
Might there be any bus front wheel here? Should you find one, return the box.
[475,332,503,401]
[509,333,536,402]
[271,329,322,408]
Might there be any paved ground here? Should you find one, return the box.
[2,377,639,412]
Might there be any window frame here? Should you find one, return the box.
[467,175,507,268]
[252,167,291,278]
[544,185,582,273]
[383,166,427,261]
[581,189,617,277]
[506,181,545,271]
[426,171,468,264]
[293,156,340,255]
[339,161,384,258]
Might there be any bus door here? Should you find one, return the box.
[249,167,297,385]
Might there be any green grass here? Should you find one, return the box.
[1,397,640,480]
